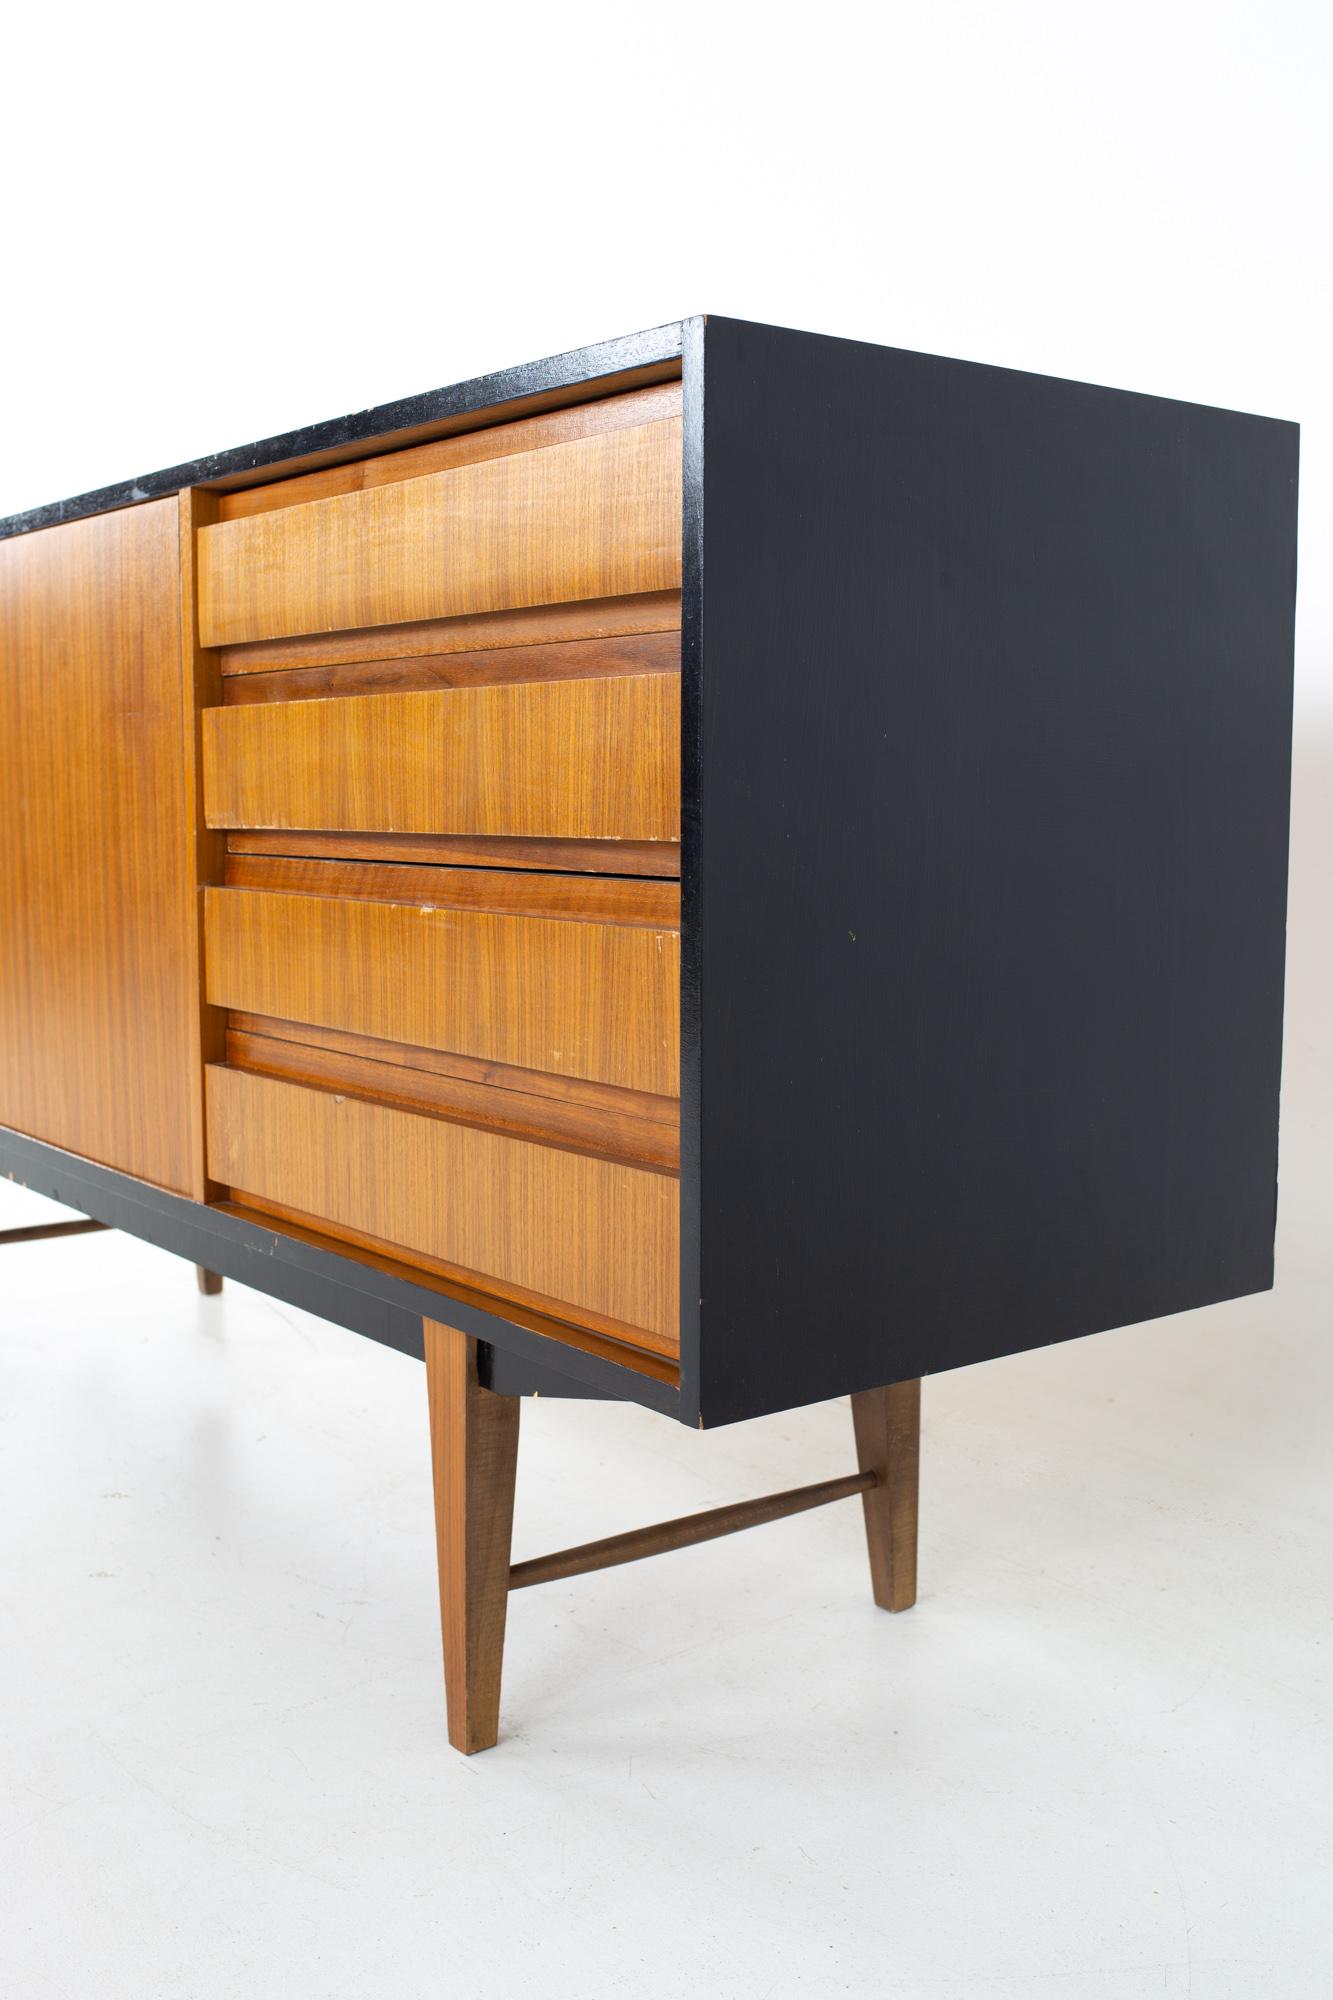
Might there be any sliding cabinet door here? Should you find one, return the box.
[0,499,199,1193]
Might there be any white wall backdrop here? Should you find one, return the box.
[3,1,1329,710]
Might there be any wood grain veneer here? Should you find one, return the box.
[220,380,682,520]
[202,674,680,843]
[208,1187,680,1386]
[198,420,683,648]
[225,1025,680,1171]
[225,1010,680,1122]
[221,629,680,706]
[226,831,681,877]
[205,887,679,1094]
[0,500,197,1192]
[206,1066,680,1354]
[195,355,683,500]
[217,590,681,677]
[222,853,680,927]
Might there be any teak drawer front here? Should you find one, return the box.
[196,418,683,648]
[205,888,680,1095]
[202,674,679,843]
[206,1067,680,1355]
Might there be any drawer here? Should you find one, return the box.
[206,1066,680,1355]
[197,417,683,648]
[204,885,680,1096]
[201,673,679,843]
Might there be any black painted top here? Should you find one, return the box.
[0,321,691,542]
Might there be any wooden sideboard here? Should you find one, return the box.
[0,318,1298,1750]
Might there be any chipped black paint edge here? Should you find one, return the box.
[0,322,691,541]
[0,1123,681,1417]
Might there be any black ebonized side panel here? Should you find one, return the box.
[693,318,1297,1426]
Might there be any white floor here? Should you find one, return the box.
[1,738,1330,1999]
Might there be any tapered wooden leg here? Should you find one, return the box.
[851,1378,920,1611]
[196,1267,223,1296]
[423,1319,520,1754]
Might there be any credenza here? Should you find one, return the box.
[0,318,1298,1751]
